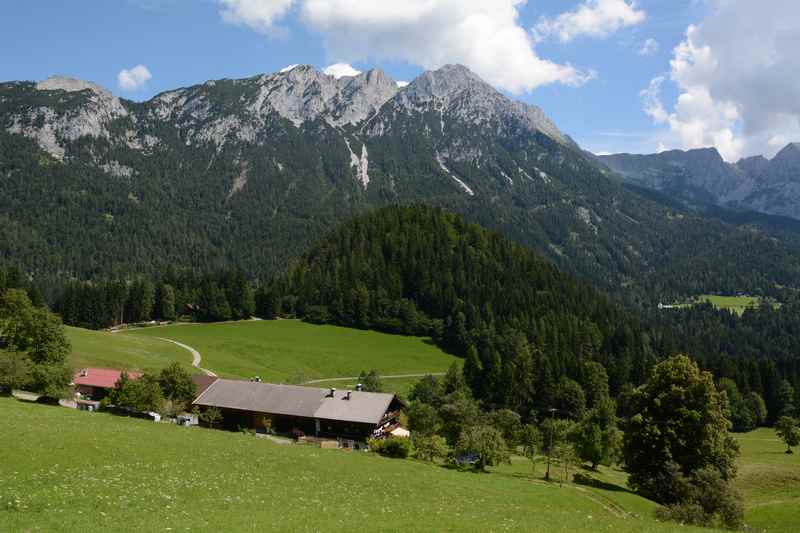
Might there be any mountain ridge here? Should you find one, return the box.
[599,144,800,220]
[2,63,800,302]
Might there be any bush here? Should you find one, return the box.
[655,467,744,530]
[413,434,448,462]
[656,503,709,527]
[368,436,410,458]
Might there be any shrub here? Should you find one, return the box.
[368,436,410,458]
[413,434,448,462]
[656,503,709,527]
[655,467,744,530]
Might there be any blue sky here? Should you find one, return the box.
[3,1,796,160]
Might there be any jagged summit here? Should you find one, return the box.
[403,64,486,99]
[397,63,567,144]
[599,141,800,220]
[250,64,398,127]
[736,154,770,178]
[772,141,800,163]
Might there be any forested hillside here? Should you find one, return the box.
[261,205,799,420]
[263,205,645,411]
[3,66,800,305]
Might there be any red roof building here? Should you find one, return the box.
[73,368,142,400]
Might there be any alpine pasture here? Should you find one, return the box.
[125,319,457,384]
[1,397,703,533]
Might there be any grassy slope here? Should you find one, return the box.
[66,326,191,372]
[0,398,699,533]
[735,429,800,532]
[699,294,762,315]
[126,320,457,386]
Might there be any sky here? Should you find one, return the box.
[2,0,799,161]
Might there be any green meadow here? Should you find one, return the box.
[734,429,800,532]
[0,397,701,533]
[67,326,190,372]
[698,294,763,315]
[125,320,457,385]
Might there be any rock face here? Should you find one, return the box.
[5,76,131,159]
[599,145,800,220]
[3,64,568,160]
[395,64,567,144]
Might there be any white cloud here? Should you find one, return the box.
[322,63,361,78]
[644,1,800,160]
[300,0,593,94]
[117,64,152,91]
[637,37,658,56]
[396,81,409,88]
[535,0,645,43]
[218,0,294,34]
[213,0,593,94]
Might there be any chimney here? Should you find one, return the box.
[356,383,363,392]
[329,387,337,397]
[345,391,352,400]
[80,369,88,377]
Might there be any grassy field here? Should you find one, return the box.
[67,326,190,372]
[665,294,778,315]
[0,398,704,533]
[697,294,763,315]
[734,429,800,532]
[125,320,457,388]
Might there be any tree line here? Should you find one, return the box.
[53,270,255,329]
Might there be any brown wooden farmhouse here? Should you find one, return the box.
[192,379,404,443]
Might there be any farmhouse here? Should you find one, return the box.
[73,368,142,401]
[193,379,404,443]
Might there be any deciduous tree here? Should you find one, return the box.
[623,355,739,504]
[455,425,510,471]
[775,416,800,454]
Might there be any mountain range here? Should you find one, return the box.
[2,64,800,301]
[598,143,800,220]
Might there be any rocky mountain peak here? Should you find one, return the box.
[36,76,112,98]
[760,142,800,185]
[395,64,566,144]
[772,142,800,164]
[3,75,132,160]
[404,64,486,99]
[34,75,128,118]
[242,65,398,128]
[736,154,770,177]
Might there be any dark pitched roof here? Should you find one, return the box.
[192,379,396,425]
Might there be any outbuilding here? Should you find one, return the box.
[72,368,142,401]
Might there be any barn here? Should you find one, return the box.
[192,379,404,443]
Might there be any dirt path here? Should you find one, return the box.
[156,337,217,377]
[304,372,445,385]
